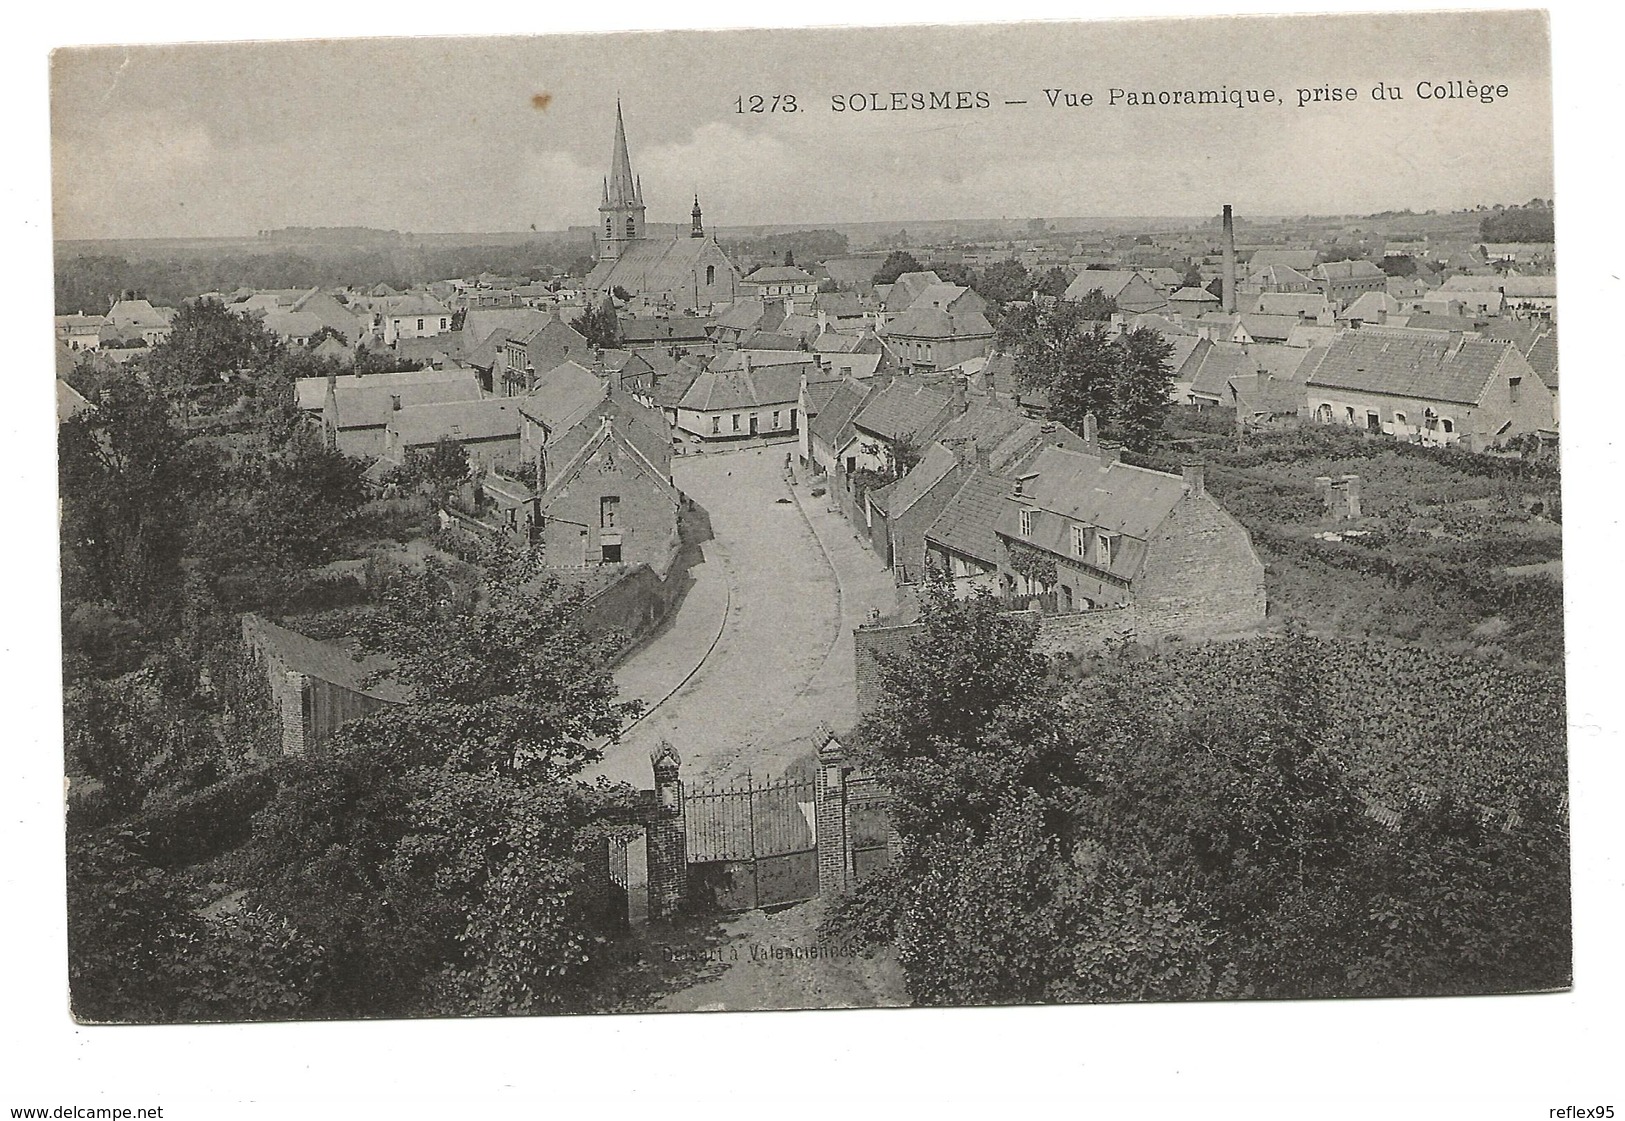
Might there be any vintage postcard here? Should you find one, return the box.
[51,8,1568,1031]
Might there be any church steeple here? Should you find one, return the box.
[597,99,647,262]
[691,194,704,239]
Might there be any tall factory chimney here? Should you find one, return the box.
[1222,204,1237,314]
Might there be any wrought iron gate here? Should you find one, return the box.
[683,773,818,911]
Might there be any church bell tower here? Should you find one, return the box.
[597,100,647,263]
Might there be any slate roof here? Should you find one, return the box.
[1482,322,1558,389]
[540,385,674,488]
[1245,263,1314,288]
[649,365,701,409]
[925,469,1012,565]
[377,293,451,318]
[617,316,713,344]
[1063,270,1149,301]
[996,446,1189,577]
[585,237,739,300]
[1286,324,1340,349]
[1301,328,1526,405]
[933,403,1086,477]
[883,271,943,313]
[1237,313,1302,342]
[712,298,773,333]
[852,380,956,443]
[1441,275,1557,299]
[678,364,803,412]
[820,258,884,290]
[469,327,514,371]
[463,307,553,350]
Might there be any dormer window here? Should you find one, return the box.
[1018,509,1035,538]
[1097,533,1115,569]
[1071,525,1087,558]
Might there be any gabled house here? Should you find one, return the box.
[315,369,485,458]
[1300,327,1555,448]
[1062,270,1167,314]
[382,396,532,473]
[672,354,804,441]
[1310,260,1387,305]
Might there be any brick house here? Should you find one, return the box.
[1310,260,1387,306]
[488,379,681,570]
[317,369,484,459]
[1062,270,1168,315]
[1300,326,1556,449]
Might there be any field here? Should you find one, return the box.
[1138,411,1563,668]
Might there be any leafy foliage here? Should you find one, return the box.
[573,297,621,348]
[843,580,1570,1005]
[873,250,923,285]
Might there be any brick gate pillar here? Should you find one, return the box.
[815,727,850,896]
[647,740,687,921]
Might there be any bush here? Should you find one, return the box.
[820,865,905,947]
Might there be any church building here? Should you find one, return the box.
[583,102,741,316]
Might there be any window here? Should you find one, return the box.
[417,318,424,331]
[440,318,448,329]
[732,414,741,432]
[1442,418,1455,434]
[1345,406,1356,424]
[600,496,619,528]
[706,265,716,285]
[626,217,636,237]
[605,219,612,237]
[1509,376,1522,404]
[1098,533,1114,570]
[1018,508,1034,537]
[1394,411,1407,427]
[711,416,720,435]
[772,410,781,428]
[1071,525,1087,558]
[601,542,622,563]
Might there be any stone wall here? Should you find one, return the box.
[1135,494,1267,639]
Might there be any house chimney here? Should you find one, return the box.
[390,393,402,411]
[743,352,753,374]
[1182,460,1206,497]
[1082,412,1099,444]
[951,373,968,414]
[1222,204,1237,314]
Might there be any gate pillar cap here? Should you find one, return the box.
[651,740,682,773]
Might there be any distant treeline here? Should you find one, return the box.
[719,228,850,265]
[1478,204,1555,244]
[54,241,592,315]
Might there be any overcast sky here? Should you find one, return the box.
[50,9,1552,239]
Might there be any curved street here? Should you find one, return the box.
[587,443,896,789]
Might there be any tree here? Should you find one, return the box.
[145,297,281,390]
[783,249,795,267]
[1113,327,1175,452]
[59,380,206,617]
[1034,267,1071,299]
[1182,264,1205,289]
[239,545,644,1015]
[972,260,1034,305]
[873,250,923,285]
[573,297,621,349]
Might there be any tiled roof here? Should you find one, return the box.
[1188,343,1259,401]
[1311,260,1385,282]
[463,307,553,350]
[743,265,816,284]
[933,403,1087,477]
[678,364,803,412]
[1253,292,1329,317]
[878,442,961,518]
[712,298,771,332]
[1441,275,1557,300]
[617,316,713,343]
[924,469,1011,564]
[389,396,528,447]
[1246,249,1319,271]
[1340,292,1402,322]
[1170,286,1220,303]
[882,272,943,313]
[324,373,484,428]
[1237,313,1302,342]
[1302,328,1525,405]
[852,380,955,443]
[809,379,871,451]
[294,366,481,411]
[1286,324,1340,349]
[885,304,994,341]
[649,365,701,409]
[469,327,514,370]
[1062,270,1145,301]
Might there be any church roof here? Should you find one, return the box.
[585,237,737,301]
